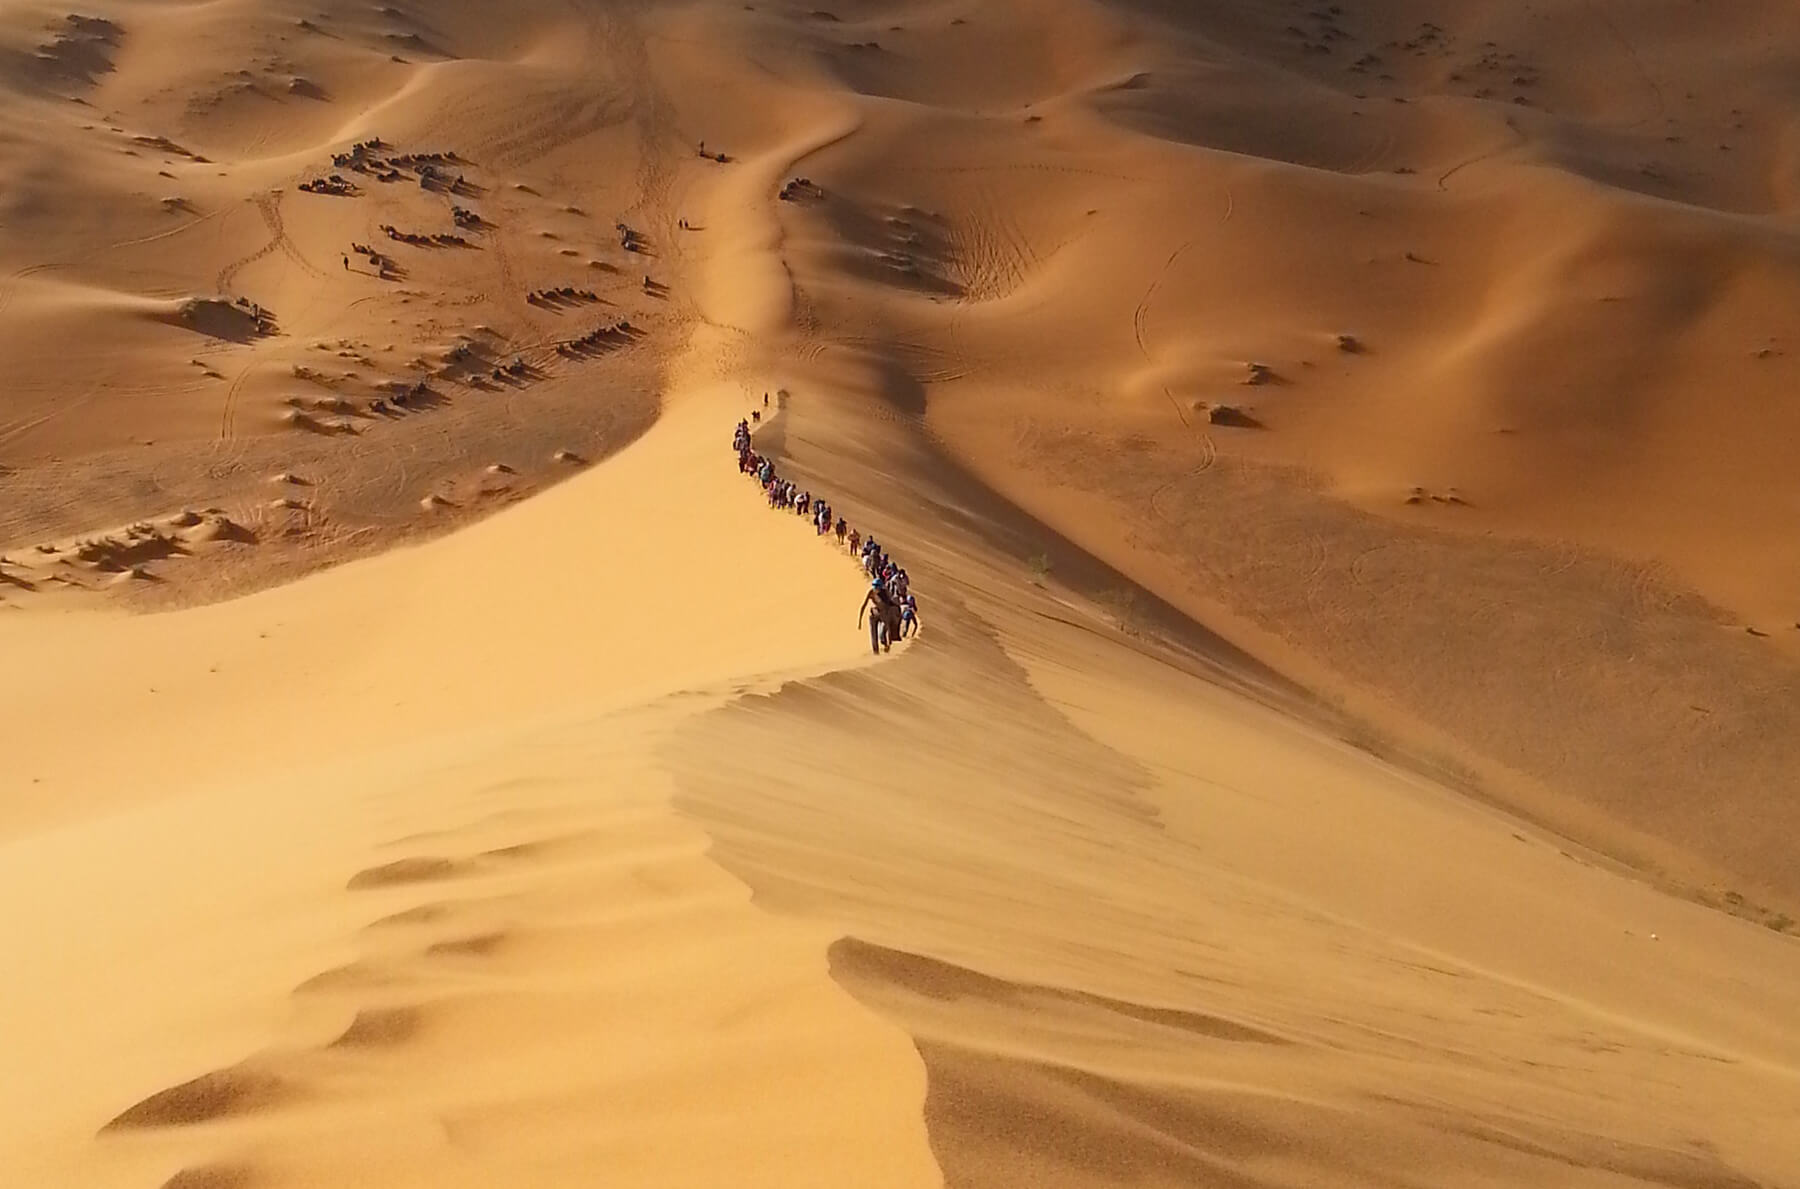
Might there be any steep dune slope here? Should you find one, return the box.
[4,0,1800,1183]
[780,0,1800,627]
[753,0,1800,919]
[669,392,1800,1189]
[1,387,947,1189]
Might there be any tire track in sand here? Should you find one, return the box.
[1437,119,1525,191]
[1137,190,1234,522]
[218,363,255,443]
[1133,237,1196,432]
[1587,0,1666,129]
[0,211,217,318]
[215,198,282,293]
[217,190,327,294]
[258,191,328,281]
[0,263,55,322]
[216,193,327,441]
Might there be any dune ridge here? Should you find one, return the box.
[4,0,1800,1183]
[0,387,952,1188]
[666,540,1800,1185]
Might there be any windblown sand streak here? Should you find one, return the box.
[2,0,1798,1184]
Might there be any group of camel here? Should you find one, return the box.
[229,296,277,335]
[526,286,600,306]
[313,137,473,194]
[368,380,434,414]
[331,140,460,176]
[330,137,387,168]
[778,176,821,202]
[554,320,635,355]
[347,242,394,268]
[298,175,357,196]
[379,223,469,248]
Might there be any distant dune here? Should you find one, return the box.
[2,0,1798,1185]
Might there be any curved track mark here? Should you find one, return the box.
[1437,119,1525,191]
[1588,0,1666,129]
[0,212,216,318]
[1133,238,1196,430]
[106,209,220,254]
[216,200,282,293]
[217,363,254,442]
[1147,437,1219,525]
[0,263,55,321]
[259,191,328,281]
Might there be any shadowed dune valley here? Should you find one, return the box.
[4,0,1800,1185]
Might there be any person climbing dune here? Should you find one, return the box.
[858,578,900,655]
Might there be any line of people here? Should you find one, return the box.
[734,418,918,655]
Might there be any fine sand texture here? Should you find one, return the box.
[4,0,1800,1184]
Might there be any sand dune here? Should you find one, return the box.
[3,0,1799,1183]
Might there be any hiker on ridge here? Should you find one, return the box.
[858,578,902,656]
